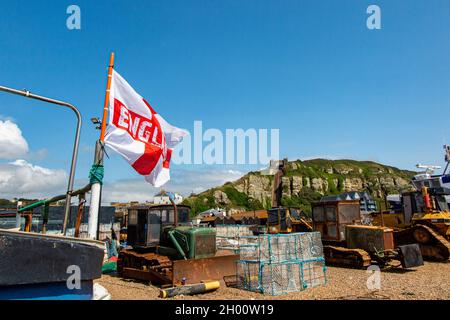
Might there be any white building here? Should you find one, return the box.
[153,191,183,205]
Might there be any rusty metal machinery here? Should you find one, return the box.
[312,200,423,269]
[345,225,423,268]
[323,246,372,269]
[394,224,450,261]
[372,187,450,261]
[266,207,313,234]
[117,204,238,286]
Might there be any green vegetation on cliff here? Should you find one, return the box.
[182,159,416,216]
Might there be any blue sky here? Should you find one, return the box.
[1,1,450,202]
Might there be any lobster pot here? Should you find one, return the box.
[301,260,327,288]
[217,236,260,255]
[257,232,323,263]
[238,243,260,260]
[226,232,324,262]
[258,234,296,262]
[236,259,327,296]
[236,233,326,295]
[216,236,238,250]
[295,232,324,261]
[236,260,261,293]
[237,235,259,248]
[215,227,257,252]
[215,225,254,238]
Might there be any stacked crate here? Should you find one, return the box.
[236,232,327,295]
[216,224,254,238]
[216,225,256,252]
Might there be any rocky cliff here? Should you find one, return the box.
[183,159,416,215]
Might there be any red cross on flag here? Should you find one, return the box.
[104,70,188,187]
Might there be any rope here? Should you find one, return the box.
[89,164,104,185]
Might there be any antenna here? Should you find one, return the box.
[443,145,450,174]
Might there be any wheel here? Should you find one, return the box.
[413,227,431,244]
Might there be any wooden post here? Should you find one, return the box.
[75,194,86,238]
[99,52,115,141]
[42,204,49,234]
[24,211,33,232]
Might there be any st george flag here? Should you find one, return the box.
[104,70,188,187]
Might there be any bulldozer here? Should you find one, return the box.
[372,186,450,261]
[117,196,239,286]
[266,207,312,234]
[371,148,450,261]
[312,199,424,269]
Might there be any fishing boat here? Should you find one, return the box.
[0,229,105,300]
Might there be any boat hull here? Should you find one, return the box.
[0,230,105,300]
[0,280,94,300]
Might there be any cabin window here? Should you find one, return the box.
[148,209,161,224]
[338,204,360,223]
[167,209,175,223]
[128,210,137,225]
[268,208,280,224]
[161,209,169,223]
[325,206,337,222]
[178,208,189,223]
[313,207,324,222]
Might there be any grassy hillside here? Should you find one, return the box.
[183,159,416,216]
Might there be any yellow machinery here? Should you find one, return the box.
[412,187,450,238]
[266,207,312,234]
[373,187,450,261]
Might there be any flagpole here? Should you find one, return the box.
[100,52,115,141]
[87,52,114,239]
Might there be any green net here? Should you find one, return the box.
[102,261,117,274]
[89,164,104,185]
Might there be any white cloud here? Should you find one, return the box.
[0,159,67,199]
[0,119,66,200]
[0,120,29,159]
[101,168,244,203]
[0,162,245,203]
[0,118,246,203]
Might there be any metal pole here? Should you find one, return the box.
[0,85,82,235]
[15,201,22,229]
[87,140,104,239]
[87,52,114,239]
[97,182,103,240]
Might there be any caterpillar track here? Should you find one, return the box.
[323,246,372,269]
[394,224,450,262]
[117,250,174,286]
